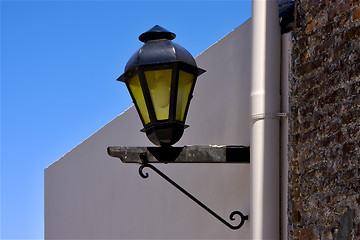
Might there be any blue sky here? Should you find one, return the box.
[1,1,251,238]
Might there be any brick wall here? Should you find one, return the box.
[289,0,360,239]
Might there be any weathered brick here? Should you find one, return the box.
[329,0,354,20]
[344,25,360,39]
[347,123,360,138]
[303,153,325,170]
[300,225,318,240]
[291,201,302,223]
[353,6,360,21]
[341,109,355,124]
[324,91,339,104]
[289,0,360,238]
[314,38,335,55]
[342,141,357,153]
[349,62,360,79]
[347,81,360,96]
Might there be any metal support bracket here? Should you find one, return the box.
[107,145,250,163]
[138,152,248,230]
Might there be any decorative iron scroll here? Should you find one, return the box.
[138,152,248,230]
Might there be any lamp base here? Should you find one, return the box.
[144,122,184,147]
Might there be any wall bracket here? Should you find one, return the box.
[107,145,250,163]
[138,152,248,230]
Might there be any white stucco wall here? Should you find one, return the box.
[45,19,252,239]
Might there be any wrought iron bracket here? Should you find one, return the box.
[138,152,248,230]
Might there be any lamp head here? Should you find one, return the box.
[117,25,205,146]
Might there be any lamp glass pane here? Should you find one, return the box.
[128,74,150,125]
[145,69,172,120]
[176,70,195,121]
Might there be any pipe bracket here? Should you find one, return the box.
[250,112,288,121]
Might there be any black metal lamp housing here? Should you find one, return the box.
[118,25,205,146]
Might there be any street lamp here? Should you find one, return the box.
[117,25,205,146]
[110,25,248,230]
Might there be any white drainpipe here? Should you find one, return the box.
[250,0,281,239]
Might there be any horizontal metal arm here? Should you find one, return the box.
[108,145,250,163]
[138,153,248,230]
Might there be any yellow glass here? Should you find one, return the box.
[145,69,172,120]
[176,70,195,121]
[128,74,150,125]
